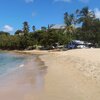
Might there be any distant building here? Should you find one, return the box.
[18,32,24,36]
[15,30,24,36]
[49,24,66,29]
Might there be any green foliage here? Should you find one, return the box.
[0,7,100,50]
[75,7,100,46]
[15,30,23,35]
[41,26,47,31]
[64,12,75,26]
[76,7,95,30]
[0,31,10,36]
[23,21,29,35]
[32,25,36,32]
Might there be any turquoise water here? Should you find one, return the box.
[0,52,47,98]
[0,52,27,75]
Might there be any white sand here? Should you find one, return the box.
[39,48,100,100]
[15,50,49,55]
[0,49,100,100]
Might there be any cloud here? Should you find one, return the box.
[32,12,36,17]
[94,8,100,19]
[3,25,14,32]
[25,0,34,3]
[54,0,71,2]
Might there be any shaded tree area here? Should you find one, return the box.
[0,7,100,50]
[0,31,10,36]
[75,7,100,46]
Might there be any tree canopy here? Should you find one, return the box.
[0,6,100,50]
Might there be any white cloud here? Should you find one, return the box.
[25,0,34,3]
[54,0,71,2]
[3,25,14,32]
[94,8,100,19]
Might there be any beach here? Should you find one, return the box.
[39,48,100,100]
[0,49,100,100]
[0,53,47,100]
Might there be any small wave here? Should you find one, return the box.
[19,64,24,68]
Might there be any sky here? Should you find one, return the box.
[0,0,100,34]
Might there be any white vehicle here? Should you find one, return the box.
[67,40,87,49]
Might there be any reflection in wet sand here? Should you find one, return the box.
[0,56,47,100]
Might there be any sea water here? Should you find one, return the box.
[0,51,47,98]
[0,52,28,76]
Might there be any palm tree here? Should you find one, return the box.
[76,7,95,29]
[64,12,76,36]
[41,26,47,31]
[64,12,75,27]
[23,21,29,35]
[32,25,36,32]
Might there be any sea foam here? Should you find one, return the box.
[19,64,24,68]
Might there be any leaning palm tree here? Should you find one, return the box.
[64,12,76,34]
[64,12,76,42]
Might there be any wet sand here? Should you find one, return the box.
[0,49,100,100]
[0,55,47,100]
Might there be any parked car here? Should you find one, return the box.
[67,40,94,49]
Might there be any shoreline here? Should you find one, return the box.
[13,50,49,55]
[39,48,100,100]
[0,52,47,100]
[0,49,100,100]
[8,48,100,81]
